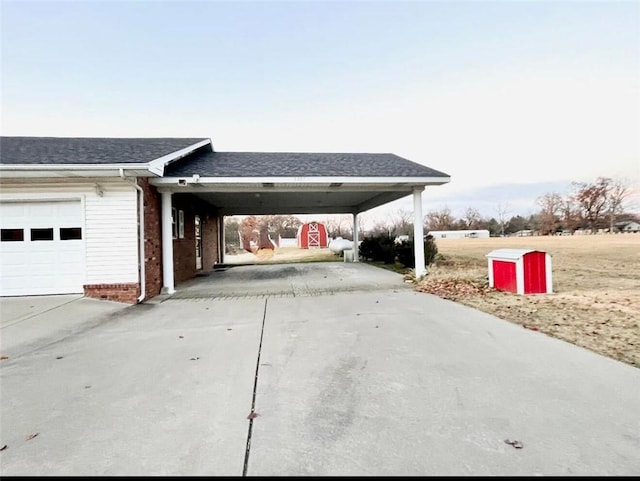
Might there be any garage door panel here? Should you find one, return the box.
[0,201,85,296]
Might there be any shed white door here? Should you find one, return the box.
[0,201,85,296]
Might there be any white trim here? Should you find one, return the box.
[487,258,494,287]
[178,210,185,239]
[352,212,359,262]
[413,187,426,278]
[515,257,525,295]
[150,175,451,186]
[0,163,149,171]
[147,139,212,176]
[545,254,553,293]
[161,192,175,294]
[172,207,178,239]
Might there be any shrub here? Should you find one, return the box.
[395,235,439,268]
[359,234,396,264]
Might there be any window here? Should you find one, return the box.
[31,228,54,241]
[1,229,24,242]
[178,210,185,239]
[172,208,178,239]
[60,227,82,240]
[172,208,185,239]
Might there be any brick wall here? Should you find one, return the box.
[172,193,220,284]
[84,283,140,304]
[140,178,163,299]
[202,214,219,271]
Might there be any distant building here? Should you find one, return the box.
[428,230,490,239]
[511,230,534,237]
[616,220,640,232]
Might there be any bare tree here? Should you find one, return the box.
[560,197,582,233]
[368,220,390,237]
[605,177,631,233]
[261,215,302,245]
[462,207,482,229]
[573,177,610,233]
[495,202,510,237]
[324,214,352,239]
[536,192,564,235]
[424,206,455,231]
[389,209,414,237]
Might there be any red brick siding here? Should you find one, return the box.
[139,178,163,299]
[84,283,140,304]
[202,215,219,270]
[171,194,220,284]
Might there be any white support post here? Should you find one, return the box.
[161,191,175,294]
[413,186,426,278]
[353,212,360,262]
[220,215,226,264]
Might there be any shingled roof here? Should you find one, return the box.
[0,137,208,165]
[166,151,449,178]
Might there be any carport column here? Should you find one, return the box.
[352,212,360,262]
[161,190,175,294]
[413,186,426,278]
[220,215,226,264]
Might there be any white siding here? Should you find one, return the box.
[84,186,138,283]
[0,181,139,286]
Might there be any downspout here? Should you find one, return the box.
[120,168,146,303]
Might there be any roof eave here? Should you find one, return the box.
[0,164,154,178]
[150,175,451,186]
[147,139,212,176]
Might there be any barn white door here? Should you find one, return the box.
[307,223,320,248]
[0,201,85,296]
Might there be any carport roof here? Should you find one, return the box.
[165,151,449,178]
[156,149,451,216]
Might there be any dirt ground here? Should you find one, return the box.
[415,234,640,369]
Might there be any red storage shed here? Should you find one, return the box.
[486,249,552,295]
[297,221,328,249]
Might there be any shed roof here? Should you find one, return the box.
[486,249,547,260]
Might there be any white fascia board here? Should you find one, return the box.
[0,163,149,171]
[150,175,451,186]
[148,139,212,176]
[0,165,153,178]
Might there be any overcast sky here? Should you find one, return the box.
[2,0,639,219]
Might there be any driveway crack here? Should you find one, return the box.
[242,297,268,476]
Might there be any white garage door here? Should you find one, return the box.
[0,201,85,296]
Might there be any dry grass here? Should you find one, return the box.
[415,234,640,368]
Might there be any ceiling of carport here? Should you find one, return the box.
[163,181,439,216]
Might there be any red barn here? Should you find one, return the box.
[297,222,328,249]
[486,249,552,295]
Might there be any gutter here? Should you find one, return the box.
[120,168,146,303]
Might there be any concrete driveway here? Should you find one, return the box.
[1,263,639,476]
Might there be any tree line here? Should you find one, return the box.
[224,176,636,247]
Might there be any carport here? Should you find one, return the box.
[149,150,450,294]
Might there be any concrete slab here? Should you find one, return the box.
[172,262,409,299]
[2,263,639,476]
[0,296,128,359]
[248,290,640,476]
[0,294,83,327]
[0,298,265,476]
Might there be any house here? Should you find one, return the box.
[0,137,451,302]
[616,221,640,233]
